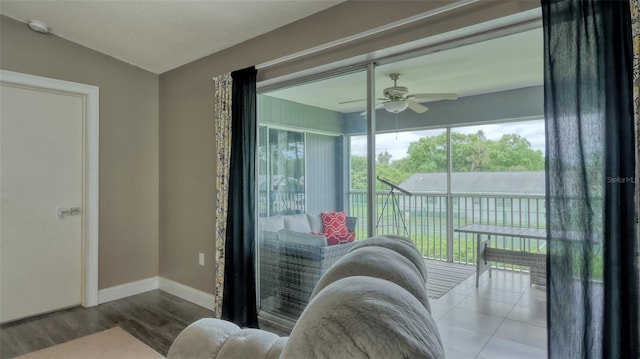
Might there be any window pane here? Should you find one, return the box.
[450,120,546,266]
[372,129,448,259]
[266,128,304,215]
[256,69,367,330]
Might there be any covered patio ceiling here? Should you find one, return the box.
[263,27,543,116]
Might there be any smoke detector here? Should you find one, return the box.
[28,20,49,34]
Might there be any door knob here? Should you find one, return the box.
[57,207,81,219]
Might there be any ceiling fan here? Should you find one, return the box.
[341,73,458,114]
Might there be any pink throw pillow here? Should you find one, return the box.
[321,211,354,246]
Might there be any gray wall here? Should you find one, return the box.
[0,15,159,289]
[305,133,339,214]
[259,95,343,134]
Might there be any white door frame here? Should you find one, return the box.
[0,70,99,307]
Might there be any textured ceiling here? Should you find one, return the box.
[0,0,345,74]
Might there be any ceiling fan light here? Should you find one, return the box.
[383,100,408,113]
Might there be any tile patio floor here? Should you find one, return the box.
[431,269,547,359]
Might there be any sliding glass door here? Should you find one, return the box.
[255,25,544,330]
[256,69,368,331]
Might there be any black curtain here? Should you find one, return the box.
[221,66,259,328]
[543,0,638,358]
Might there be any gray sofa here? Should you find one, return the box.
[168,235,444,359]
[258,213,357,327]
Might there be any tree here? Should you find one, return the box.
[397,131,491,172]
[450,131,490,172]
[350,130,544,190]
[350,156,368,190]
[398,133,448,173]
[377,151,392,165]
[376,163,411,190]
[487,134,544,171]
[350,155,412,190]
[466,141,489,172]
[396,131,544,173]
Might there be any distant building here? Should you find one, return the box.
[398,172,545,195]
[387,172,546,228]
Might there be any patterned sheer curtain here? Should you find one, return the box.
[213,73,232,318]
[632,0,640,346]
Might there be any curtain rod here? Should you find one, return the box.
[255,0,478,70]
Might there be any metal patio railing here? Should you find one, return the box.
[348,191,546,270]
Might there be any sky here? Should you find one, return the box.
[350,119,546,161]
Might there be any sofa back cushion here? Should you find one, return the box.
[306,213,324,233]
[281,276,444,358]
[260,216,285,232]
[283,213,312,233]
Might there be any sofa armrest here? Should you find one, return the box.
[278,229,327,247]
[260,240,357,320]
[279,240,355,262]
[167,318,286,359]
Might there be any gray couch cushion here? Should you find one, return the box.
[281,276,444,359]
[168,236,443,359]
[311,245,431,313]
[167,318,285,359]
[261,230,279,242]
[278,229,327,247]
[283,213,311,233]
[350,235,428,284]
[306,213,324,233]
[260,216,284,232]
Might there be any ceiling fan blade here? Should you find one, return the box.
[339,99,366,104]
[341,97,389,104]
[408,93,458,101]
[407,100,429,113]
[360,103,385,116]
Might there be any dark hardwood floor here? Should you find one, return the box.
[0,290,214,358]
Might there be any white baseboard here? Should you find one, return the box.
[97,276,215,311]
[158,277,215,311]
[98,277,159,304]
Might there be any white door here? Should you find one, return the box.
[0,82,84,323]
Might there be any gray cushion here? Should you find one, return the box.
[281,276,444,359]
[312,246,431,313]
[167,318,286,359]
[306,213,323,233]
[283,213,311,233]
[278,229,327,247]
[350,235,428,283]
[168,236,444,359]
[261,230,279,242]
[260,216,284,232]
